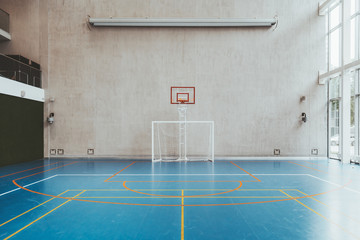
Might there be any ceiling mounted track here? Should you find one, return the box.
[88,17,277,27]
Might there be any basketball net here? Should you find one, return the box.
[177,102,187,122]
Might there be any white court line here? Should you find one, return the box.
[2,173,359,197]
[56,174,311,176]
[253,174,310,176]
[307,174,360,194]
[57,174,113,176]
[58,174,248,176]
[253,174,360,194]
[0,175,57,197]
[56,174,360,193]
[0,188,20,197]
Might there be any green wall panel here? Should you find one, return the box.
[0,94,44,167]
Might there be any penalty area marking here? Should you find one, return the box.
[122,181,243,198]
[2,174,359,202]
[11,178,352,207]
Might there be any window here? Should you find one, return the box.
[323,0,360,162]
[350,72,355,156]
[351,70,360,158]
[330,4,341,29]
[329,77,341,159]
[327,3,343,70]
[347,1,359,63]
[329,28,341,69]
[350,0,359,15]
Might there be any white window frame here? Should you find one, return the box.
[320,0,360,163]
[328,77,342,159]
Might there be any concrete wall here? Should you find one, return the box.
[0,0,327,158]
[0,0,40,61]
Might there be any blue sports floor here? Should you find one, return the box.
[0,159,360,240]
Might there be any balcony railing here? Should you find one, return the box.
[0,54,41,88]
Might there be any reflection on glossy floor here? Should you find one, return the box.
[0,159,359,240]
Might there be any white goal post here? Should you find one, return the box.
[152,121,214,162]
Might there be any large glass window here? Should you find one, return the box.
[330,28,341,69]
[350,72,355,156]
[349,18,355,61]
[324,0,360,162]
[330,4,341,29]
[327,3,342,70]
[348,2,359,63]
[350,0,357,15]
[329,77,341,159]
[351,70,360,158]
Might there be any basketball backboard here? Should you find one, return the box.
[170,87,195,104]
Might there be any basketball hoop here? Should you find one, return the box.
[170,87,196,161]
[151,86,214,162]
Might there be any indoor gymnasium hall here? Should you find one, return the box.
[0,0,360,239]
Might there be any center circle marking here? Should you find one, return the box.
[122,181,243,198]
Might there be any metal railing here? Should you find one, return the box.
[0,54,41,88]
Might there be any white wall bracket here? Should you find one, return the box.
[318,0,339,16]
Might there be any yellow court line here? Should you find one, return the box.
[237,189,299,191]
[14,162,78,181]
[181,190,184,240]
[67,189,300,192]
[104,161,136,182]
[4,190,86,240]
[0,161,61,179]
[230,161,261,182]
[101,180,259,183]
[296,189,335,206]
[296,189,360,224]
[0,190,69,228]
[280,190,360,240]
[75,196,288,199]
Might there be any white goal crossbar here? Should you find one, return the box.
[152,121,214,162]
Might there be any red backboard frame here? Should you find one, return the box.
[171,87,195,104]
[176,93,189,103]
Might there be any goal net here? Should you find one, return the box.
[152,121,214,162]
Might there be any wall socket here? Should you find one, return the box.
[57,149,64,155]
[50,149,56,155]
[274,149,280,155]
[311,149,318,155]
[87,149,94,155]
